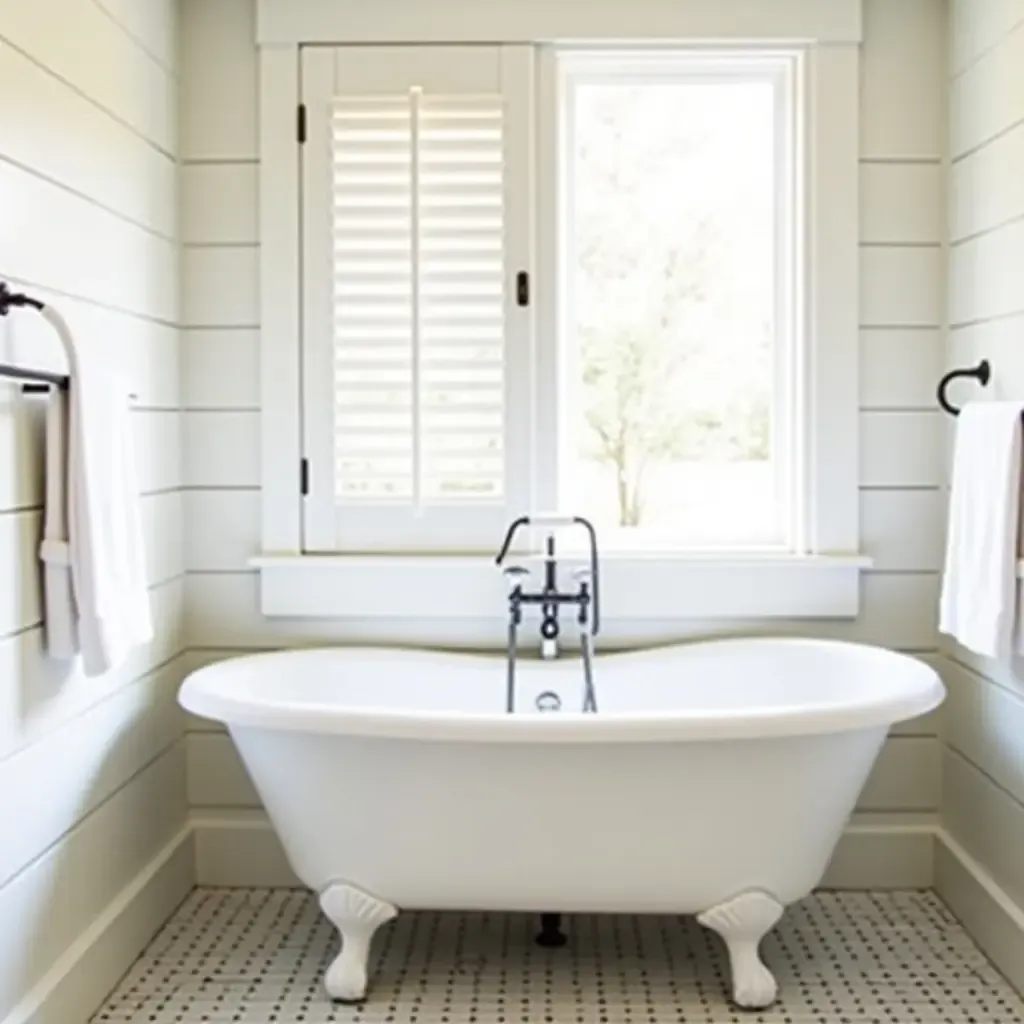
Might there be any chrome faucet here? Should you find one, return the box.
[494,515,601,713]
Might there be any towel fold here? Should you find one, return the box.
[939,401,1024,661]
[40,384,76,659]
[38,305,152,677]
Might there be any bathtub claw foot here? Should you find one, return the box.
[698,891,782,1009]
[319,883,398,1003]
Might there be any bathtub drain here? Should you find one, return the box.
[535,690,562,712]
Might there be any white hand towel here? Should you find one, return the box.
[40,383,77,659]
[939,401,1024,660]
[37,305,152,676]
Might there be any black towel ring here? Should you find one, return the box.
[937,360,990,416]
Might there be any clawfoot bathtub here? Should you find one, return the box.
[179,638,943,1008]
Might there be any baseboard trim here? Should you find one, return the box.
[936,829,1024,996]
[193,812,936,891]
[8,820,1016,1024]
[1,826,195,1024]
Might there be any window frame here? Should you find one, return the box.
[298,44,536,554]
[537,47,802,553]
[255,14,868,621]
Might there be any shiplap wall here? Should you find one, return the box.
[939,0,1024,994]
[180,0,947,887]
[0,3,190,1022]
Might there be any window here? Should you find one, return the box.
[302,46,802,555]
[551,52,797,551]
[259,21,863,618]
[300,46,533,552]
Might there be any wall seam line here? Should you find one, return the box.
[0,33,175,160]
[88,0,179,77]
[0,737,187,895]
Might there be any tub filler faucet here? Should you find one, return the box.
[494,514,600,714]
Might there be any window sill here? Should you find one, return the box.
[250,552,872,620]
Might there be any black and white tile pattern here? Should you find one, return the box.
[92,889,1024,1023]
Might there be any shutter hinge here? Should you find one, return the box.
[516,271,530,307]
[297,104,307,144]
[300,458,309,496]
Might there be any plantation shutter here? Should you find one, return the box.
[301,47,532,552]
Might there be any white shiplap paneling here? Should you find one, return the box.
[860,246,944,327]
[93,0,179,70]
[948,314,1024,403]
[0,658,185,889]
[859,412,943,487]
[942,0,1024,975]
[185,570,940,652]
[181,164,259,245]
[183,329,260,409]
[143,490,186,587]
[180,0,259,160]
[859,736,940,811]
[185,489,260,572]
[0,397,43,513]
[0,41,176,238]
[0,2,187,1019]
[859,163,943,245]
[0,511,42,637]
[859,489,945,572]
[944,656,1024,808]
[0,161,177,323]
[0,578,185,763]
[943,749,1024,913]
[184,411,260,487]
[134,411,183,495]
[0,2,176,154]
[859,0,945,160]
[859,329,943,409]
[950,218,1024,326]
[0,744,187,1024]
[949,0,1024,75]
[183,246,259,327]
[951,18,1024,158]
[950,121,1024,242]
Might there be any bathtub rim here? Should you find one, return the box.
[178,638,945,744]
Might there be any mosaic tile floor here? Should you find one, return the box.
[92,888,1024,1024]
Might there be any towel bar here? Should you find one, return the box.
[937,360,990,415]
[0,282,71,392]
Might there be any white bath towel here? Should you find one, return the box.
[939,401,1024,660]
[38,305,152,676]
[39,382,76,660]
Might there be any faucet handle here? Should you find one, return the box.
[501,565,530,593]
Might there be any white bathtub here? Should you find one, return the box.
[179,638,943,1008]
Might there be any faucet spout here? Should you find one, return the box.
[496,513,602,710]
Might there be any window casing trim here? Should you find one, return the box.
[256,0,863,47]
[257,37,864,618]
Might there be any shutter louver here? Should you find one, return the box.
[331,91,506,506]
